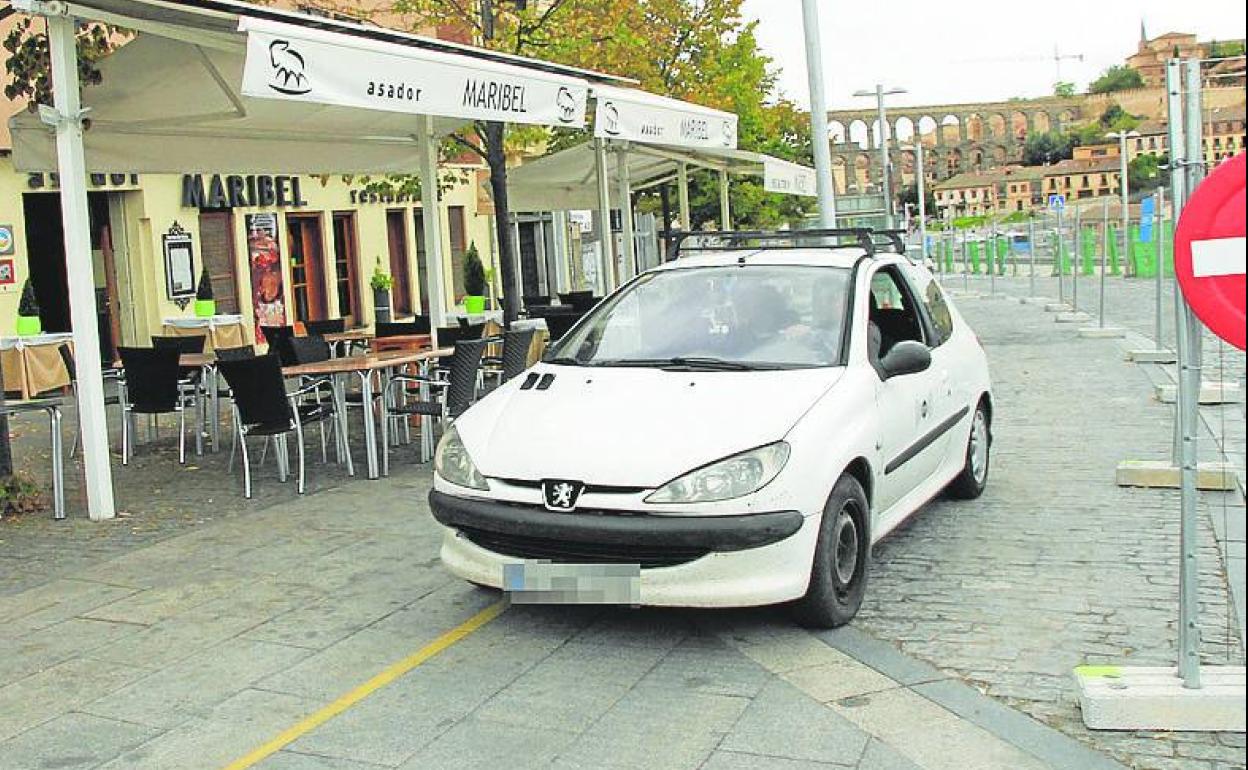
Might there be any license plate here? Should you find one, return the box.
[503,561,641,605]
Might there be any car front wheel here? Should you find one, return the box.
[790,474,870,629]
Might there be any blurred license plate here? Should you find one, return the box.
[503,561,641,605]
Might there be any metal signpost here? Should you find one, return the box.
[1076,58,1245,733]
[1028,219,1037,297]
[1100,197,1110,327]
[1051,195,1066,305]
[1071,205,1081,311]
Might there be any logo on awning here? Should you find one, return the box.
[601,102,620,135]
[556,87,578,124]
[268,40,311,95]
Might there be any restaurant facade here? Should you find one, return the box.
[0,152,502,359]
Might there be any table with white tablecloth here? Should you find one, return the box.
[0,333,73,399]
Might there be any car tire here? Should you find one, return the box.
[945,400,991,500]
[790,474,870,629]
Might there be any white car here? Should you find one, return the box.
[429,232,993,627]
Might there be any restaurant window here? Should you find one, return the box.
[447,205,468,299]
[413,209,429,316]
[198,210,239,314]
[385,209,413,316]
[285,213,327,322]
[331,212,360,324]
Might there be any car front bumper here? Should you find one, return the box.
[429,490,820,608]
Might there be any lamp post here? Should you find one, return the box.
[854,85,907,228]
[901,141,927,263]
[801,0,838,227]
[1106,129,1140,275]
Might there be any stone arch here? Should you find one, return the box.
[1055,110,1077,131]
[988,112,1008,140]
[989,144,1008,165]
[1032,111,1051,134]
[940,114,961,145]
[965,113,985,143]
[945,148,963,175]
[830,155,849,195]
[894,116,916,144]
[897,149,917,188]
[917,115,939,146]
[970,147,985,170]
[828,120,847,145]
[849,119,871,150]
[1010,111,1029,143]
[854,153,873,192]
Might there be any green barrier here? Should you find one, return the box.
[1107,225,1121,275]
[946,241,955,272]
[1132,221,1174,278]
[1079,227,1097,276]
[969,241,981,274]
[1051,232,1072,275]
[995,237,1009,275]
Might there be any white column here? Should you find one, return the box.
[616,144,636,281]
[801,0,838,227]
[48,12,114,521]
[718,169,732,230]
[416,115,446,333]
[677,162,691,230]
[593,138,616,292]
[916,141,928,260]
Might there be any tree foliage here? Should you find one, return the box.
[1088,65,1143,95]
[1053,81,1076,98]
[1022,130,1074,165]
[898,181,936,215]
[3,17,121,104]
[1128,153,1165,193]
[1098,104,1140,133]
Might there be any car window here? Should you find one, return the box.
[904,267,955,347]
[867,266,927,360]
[550,265,852,368]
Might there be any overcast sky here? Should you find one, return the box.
[740,0,1246,112]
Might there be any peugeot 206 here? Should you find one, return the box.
[429,229,992,627]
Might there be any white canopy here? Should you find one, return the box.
[592,83,737,151]
[508,142,817,212]
[10,1,612,173]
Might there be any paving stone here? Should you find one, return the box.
[0,616,141,685]
[258,751,389,769]
[856,739,924,770]
[0,711,160,769]
[700,750,851,769]
[779,660,901,703]
[0,657,149,742]
[396,716,578,769]
[719,679,868,765]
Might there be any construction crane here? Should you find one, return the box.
[1052,46,1085,85]
[949,46,1086,89]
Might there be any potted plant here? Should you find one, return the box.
[15,278,41,336]
[371,259,394,323]
[193,266,216,317]
[462,242,487,315]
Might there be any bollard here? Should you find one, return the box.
[1071,207,1081,311]
[1028,220,1037,297]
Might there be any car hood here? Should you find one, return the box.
[459,363,844,488]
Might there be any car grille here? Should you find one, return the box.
[459,526,709,569]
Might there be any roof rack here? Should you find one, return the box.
[870,229,908,255]
[671,228,877,258]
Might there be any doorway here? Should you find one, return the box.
[285,213,327,322]
[198,210,240,314]
[412,210,429,316]
[385,209,412,316]
[331,212,361,326]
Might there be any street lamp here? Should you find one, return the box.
[1106,129,1140,274]
[900,141,927,263]
[853,85,907,229]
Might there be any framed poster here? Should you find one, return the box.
[0,258,14,286]
[0,224,14,255]
[245,213,286,342]
[163,225,196,299]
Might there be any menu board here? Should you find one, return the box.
[245,213,286,342]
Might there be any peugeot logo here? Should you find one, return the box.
[268,40,311,95]
[601,102,620,135]
[543,479,585,511]
[555,87,578,124]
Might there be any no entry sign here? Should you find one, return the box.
[1174,153,1246,350]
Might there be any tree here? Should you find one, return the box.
[1088,65,1144,94]
[1128,153,1164,193]
[1098,104,1140,132]
[1053,81,1076,98]
[898,181,935,217]
[1208,40,1246,59]
[1022,130,1074,165]
[3,16,121,104]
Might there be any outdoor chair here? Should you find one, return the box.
[216,354,352,498]
[303,319,345,336]
[215,345,256,361]
[380,338,487,472]
[260,325,298,365]
[544,312,584,343]
[152,334,210,452]
[377,317,431,336]
[481,328,536,388]
[558,291,598,313]
[117,346,194,465]
[56,343,121,457]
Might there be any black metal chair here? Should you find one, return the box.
[544,312,584,343]
[152,334,210,452]
[215,345,256,361]
[381,339,487,472]
[377,317,431,336]
[303,319,345,336]
[558,291,598,313]
[117,346,193,465]
[260,325,298,365]
[56,344,121,457]
[216,354,351,498]
[482,328,536,388]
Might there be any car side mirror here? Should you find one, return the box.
[880,340,932,379]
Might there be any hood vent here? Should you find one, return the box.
[519,372,540,390]
[536,373,556,390]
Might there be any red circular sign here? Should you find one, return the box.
[1174,152,1246,351]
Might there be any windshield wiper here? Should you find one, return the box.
[544,356,584,366]
[600,356,768,371]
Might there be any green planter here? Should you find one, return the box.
[16,315,42,336]
[463,295,486,314]
[194,299,217,318]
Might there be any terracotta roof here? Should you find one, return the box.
[1045,157,1121,175]
[933,171,1000,190]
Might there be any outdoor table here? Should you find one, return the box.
[323,329,372,357]
[0,333,73,399]
[281,348,452,479]
[163,315,249,352]
[371,333,432,353]
[0,397,66,519]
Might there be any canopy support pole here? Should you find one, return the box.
[594,138,616,293]
[718,169,732,230]
[616,143,637,282]
[416,115,447,334]
[47,9,114,521]
[677,163,691,230]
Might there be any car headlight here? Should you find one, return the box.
[646,442,790,504]
[434,426,488,490]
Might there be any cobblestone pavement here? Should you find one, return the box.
[855,281,1245,770]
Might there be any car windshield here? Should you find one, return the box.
[548,265,851,369]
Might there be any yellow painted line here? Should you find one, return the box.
[222,600,507,770]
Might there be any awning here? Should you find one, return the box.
[592,84,738,151]
[508,142,817,212]
[9,0,622,173]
